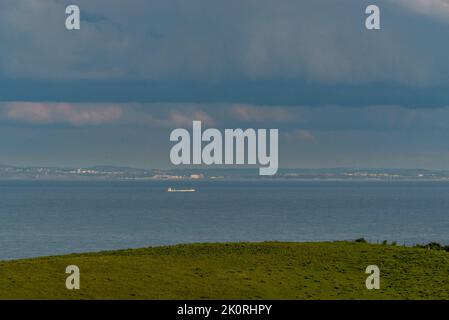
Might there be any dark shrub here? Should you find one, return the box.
[427,242,442,249]
[415,242,445,251]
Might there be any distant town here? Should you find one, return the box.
[1,164,449,181]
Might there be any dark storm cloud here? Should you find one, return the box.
[0,0,449,106]
[2,1,449,169]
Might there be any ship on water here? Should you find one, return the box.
[167,187,196,193]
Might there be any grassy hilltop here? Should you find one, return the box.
[1,241,449,300]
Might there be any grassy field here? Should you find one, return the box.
[1,241,449,300]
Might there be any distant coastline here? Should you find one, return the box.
[1,164,449,181]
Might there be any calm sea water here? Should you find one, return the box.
[1,180,449,260]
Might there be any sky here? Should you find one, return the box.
[1,0,449,169]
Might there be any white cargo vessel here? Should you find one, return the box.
[167,187,196,192]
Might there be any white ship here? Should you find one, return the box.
[167,187,196,192]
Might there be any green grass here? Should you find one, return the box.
[1,241,449,300]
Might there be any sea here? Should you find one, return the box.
[1,180,449,260]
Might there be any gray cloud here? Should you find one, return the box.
[3,102,449,133]
[0,0,447,87]
[1,101,449,169]
[0,102,123,125]
[394,0,449,21]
